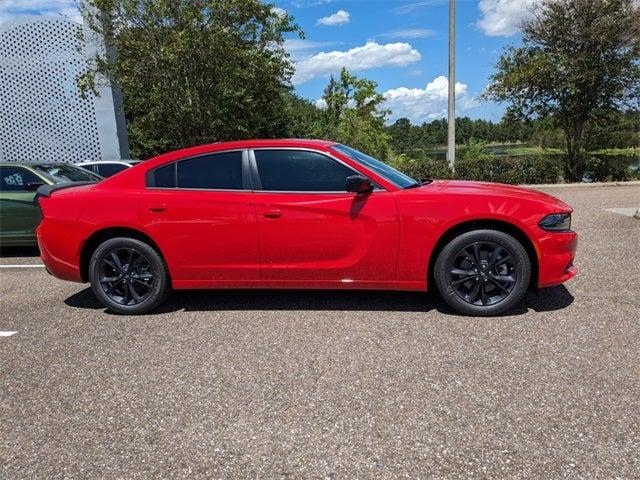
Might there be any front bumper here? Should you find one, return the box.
[537,231,578,288]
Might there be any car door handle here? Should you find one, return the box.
[263,209,282,219]
[149,205,167,213]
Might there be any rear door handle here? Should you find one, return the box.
[263,209,282,219]
[149,204,167,213]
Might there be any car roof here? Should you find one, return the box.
[0,161,88,167]
[145,139,338,165]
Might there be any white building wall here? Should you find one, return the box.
[0,17,128,163]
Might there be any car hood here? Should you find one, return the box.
[423,180,573,212]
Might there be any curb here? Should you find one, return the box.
[635,209,640,220]
[526,180,640,189]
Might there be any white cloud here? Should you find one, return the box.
[477,0,539,37]
[284,38,343,60]
[292,41,421,85]
[316,10,350,26]
[377,28,436,39]
[272,6,287,18]
[383,76,479,123]
[393,0,447,15]
[314,98,327,109]
[291,0,335,7]
[0,0,81,24]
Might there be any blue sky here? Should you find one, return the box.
[0,0,535,123]
[278,0,533,123]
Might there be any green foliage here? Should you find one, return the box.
[484,0,640,179]
[585,110,640,150]
[455,155,565,185]
[318,68,391,160]
[584,155,640,181]
[283,94,325,139]
[388,154,452,180]
[79,0,302,158]
[386,116,536,157]
[458,139,494,162]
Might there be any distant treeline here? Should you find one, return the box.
[386,110,640,155]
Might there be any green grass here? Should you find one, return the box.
[591,147,639,156]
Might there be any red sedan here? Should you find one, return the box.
[36,140,577,316]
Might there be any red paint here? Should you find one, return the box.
[37,139,578,291]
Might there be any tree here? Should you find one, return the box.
[484,0,640,179]
[319,68,390,160]
[78,0,301,158]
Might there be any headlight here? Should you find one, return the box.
[539,213,572,232]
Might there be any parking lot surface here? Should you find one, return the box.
[1,185,639,478]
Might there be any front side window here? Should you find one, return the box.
[254,150,356,192]
[331,144,418,189]
[0,166,41,192]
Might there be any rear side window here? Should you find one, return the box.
[0,166,41,192]
[178,152,242,189]
[147,152,243,190]
[97,164,128,177]
[254,150,355,192]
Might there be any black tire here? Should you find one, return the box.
[88,237,171,315]
[434,229,531,316]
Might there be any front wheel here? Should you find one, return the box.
[88,237,171,315]
[433,230,531,316]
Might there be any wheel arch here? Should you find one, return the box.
[427,219,539,291]
[79,227,169,283]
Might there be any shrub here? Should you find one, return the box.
[389,154,452,180]
[455,155,564,184]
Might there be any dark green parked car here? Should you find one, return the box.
[0,162,102,246]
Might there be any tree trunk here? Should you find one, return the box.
[563,118,586,181]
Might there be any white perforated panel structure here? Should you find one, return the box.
[0,17,129,163]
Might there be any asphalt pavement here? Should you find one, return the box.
[1,185,639,478]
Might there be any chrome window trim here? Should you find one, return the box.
[249,147,385,194]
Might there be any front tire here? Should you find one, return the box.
[88,237,171,315]
[434,229,531,316]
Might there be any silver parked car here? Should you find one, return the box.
[77,160,142,178]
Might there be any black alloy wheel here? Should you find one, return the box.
[99,247,155,306]
[89,237,171,314]
[434,229,531,316]
[449,241,516,307]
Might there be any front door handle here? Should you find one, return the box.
[263,209,282,219]
[149,204,167,213]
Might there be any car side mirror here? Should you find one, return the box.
[25,182,45,192]
[346,175,373,194]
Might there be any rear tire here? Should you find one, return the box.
[89,237,171,315]
[434,229,531,316]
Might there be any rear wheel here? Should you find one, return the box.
[88,237,171,314]
[434,229,531,316]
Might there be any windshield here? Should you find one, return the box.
[32,164,103,183]
[331,144,418,189]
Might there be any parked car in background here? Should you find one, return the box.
[77,160,142,178]
[36,140,578,317]
[0,162,102,246]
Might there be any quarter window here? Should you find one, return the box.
[150,163,176,188]
[0,166,41,192]
[254,150,355,192]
